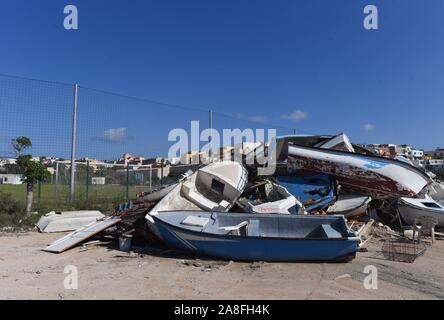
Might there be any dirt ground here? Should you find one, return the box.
[1,230,443,300]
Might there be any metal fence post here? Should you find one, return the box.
[38,180,41,206]
[54,161,59,199]
[126,164,129,200]
[209,110,213,160]
[86,160,90,200]
[70,84,78,201]
[149,164,152,192]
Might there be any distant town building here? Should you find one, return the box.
[115,164,170,182]
[118,153,145,166]
[0,173,23,185]
[142,157,165,166]
[180,151,209,165]
[91,177,106,185]
[425,159,444,174]
[168,157,181,165]
[424,148,444,160]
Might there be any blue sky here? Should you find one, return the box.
[0,0,443,159]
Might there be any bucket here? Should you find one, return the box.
[118,235,133,252]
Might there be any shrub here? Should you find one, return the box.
[0,191,22,215]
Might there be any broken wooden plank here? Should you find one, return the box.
[43,216,121,253]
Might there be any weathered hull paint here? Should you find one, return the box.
[287,145,431,200]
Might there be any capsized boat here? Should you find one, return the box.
[238,180,305,214]
[153,211,360,262]
[276,175,336,212]
[146,161,248,237]
[398,197,444,227]
[287,145,432,199]
[326,194,371,219]
[275,134,374,162]
[36,210,105,233]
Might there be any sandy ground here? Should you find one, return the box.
[1,230,443,300]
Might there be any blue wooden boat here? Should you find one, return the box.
[153,211,359,262]
[276,175,336,212]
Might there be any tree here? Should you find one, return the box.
[11,137,50,214]
[11,136,32,156]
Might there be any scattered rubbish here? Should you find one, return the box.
[153,211,360,262]
[412,216,438,244]
[403,229,417,241]
[35,210,105,233]
[276,175,336,212]
[381,239,426,263]
[118,234,133,252]
[177,259,228,271]
[238,179,305,214]
[334,274,352,281]
[249,261,265,270]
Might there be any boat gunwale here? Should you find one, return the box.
[152,211,359,242]
[399,198,444,214]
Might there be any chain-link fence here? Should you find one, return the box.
[0,73,300,213]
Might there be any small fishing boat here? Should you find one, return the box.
[153,211,359,262]
[326,194,371,218]
[146,161,248,237]
[276,175,336,212]
[238,180,305,214]
[36,210,105,233]
[287,145,432,199]
[398,197,444,227]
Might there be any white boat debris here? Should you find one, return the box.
[239,180,305,215]
[326,195,371,218]
[314,133,355,153]
[36,210,105,233]
[43,216,121,253]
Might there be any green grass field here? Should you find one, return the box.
[0,183,151,213]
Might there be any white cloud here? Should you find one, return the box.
[103,127,127,142]
[364,123,375,131]
[281,110,308,121]
[236,113,269,123]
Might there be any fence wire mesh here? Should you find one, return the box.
[0,73,298,214]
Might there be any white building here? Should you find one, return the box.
[91,177,106,185]
[408,149,424,159]
[0,174,23,185]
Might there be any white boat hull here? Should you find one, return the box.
[398,198,444,227]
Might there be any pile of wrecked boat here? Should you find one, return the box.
[38,133,444,262]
